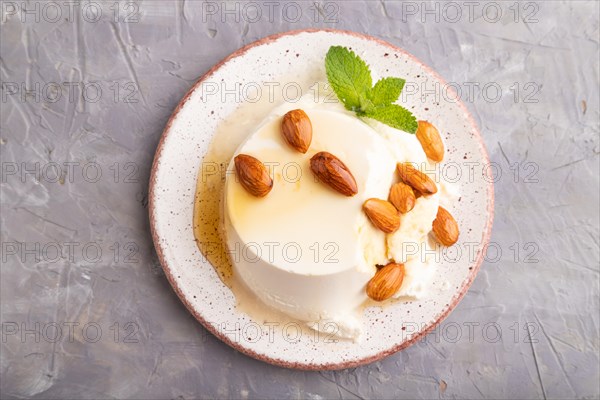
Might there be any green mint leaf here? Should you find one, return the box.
[358,94,375,114]
[324,46,417,134]
[325,46,372,112]
[368,77,405,106]
[364,104,418,134]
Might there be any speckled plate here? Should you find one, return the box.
[149,29,494,370]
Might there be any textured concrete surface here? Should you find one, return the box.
[1,1,599,399]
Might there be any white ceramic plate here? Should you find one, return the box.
[149,29,494,370]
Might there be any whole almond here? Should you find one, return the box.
[416,120,444,162]
[234,154,273,197]
[389,182,416,213]
[363,198,400,233]
[310,151,358,196]
[432,206,459,246]
[366,262,405,301]
[397,162,437,195]
[281,109,312,153]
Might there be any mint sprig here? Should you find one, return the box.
[325,46,417,134]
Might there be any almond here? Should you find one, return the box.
[416,120,444,162]
[281,109,313,153]
[363,198,400,233]
[397,162,437,195]
[367,262,405,301]
[234,154,273,197]
[432,206,459,246]
[389,182,416,213]
[310,151,358,196]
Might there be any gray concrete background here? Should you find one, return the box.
[1,1,599,399]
